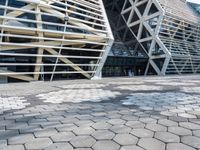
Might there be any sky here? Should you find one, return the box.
[187,0,200,5]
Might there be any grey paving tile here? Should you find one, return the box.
[0,130,19,140]
[125,121,145,128]
[193,130,200,137]
[108,119,126,125]
[181,136,200,149]
[120,145,144,150]
[179,122,200,130]
[25,138,52,150]
[110,125,131,134]
[166,143,196,150]
[138,138,165,150]
[70,136,96,148]
[92,140,120,150]
[113,134,138,145]
[73,126,95,135]
[75,120,94,127]
[51,132,75,142]
[56,123,78,132]
[158,119,178,127]
[44,143,73,150]
[92,130,115,140]
[139,118,157,124]
[92,122,112,130]
[8,134,35,144]
[6,123,29,130]
[19,125,42,134]
[1,145,25,150]
[0,140,7,148]
[75,148,92,150]
[169,116,188,122]
[131,128,154,138]
[34,128,58,137]
[178,113,197,119]
[169,127,192,136]
[145,123,167,132]
[121,115,138,121]
[61,118,79,124]
[155,132,180,143]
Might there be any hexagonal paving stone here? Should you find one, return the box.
[8,134,35,144]
[155,132,180,143]
[178,113,197,119]
[110,125,131,134]
[0,140,7,149]
[168,126,192,136]
[1,145,25,150]
[120,145,144,150]
[158,119,178,127]
[92,122,112,130]
[70,136,96,148]
[193,130,200,137]
[189,118,200,125]
[131,129,154,138]
[92,140,120,150]
[92,112,107,117]
[75,120,94,127]
[56,123,78,132]
[181,136,200,149]
[169,116,188,122]
[106,114,122,119]
[121,115,138,121]
[138,138,165,150]
[92,130,115,140]
[25,138,52,150]
[51,132,75,142]
[145,124,167,132]
[92,117,109,122]
[108,119,126,125]
[73,126,95,135]
[75,148,92,150]
[179,122,200,130]
[76,114,93,120]
[61,118,79,124]
[6,123,29,130]
[113,134,138,145]
[139,118,157,124]
[44,143,73,150]
[125,121,145,128]
[0,130,19,140]
[166,143,196,150]
[34,128,58,137]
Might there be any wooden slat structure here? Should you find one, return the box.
[0,0,113,82]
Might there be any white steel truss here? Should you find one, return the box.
[0,0,113,81]
[111,0,200,75]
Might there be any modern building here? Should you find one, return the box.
[103,0,200,76]
[0,0,200,83]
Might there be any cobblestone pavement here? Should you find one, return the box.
[0,75,200,150]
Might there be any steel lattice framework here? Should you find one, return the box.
[109,0,200,75]
[0,0,113,82]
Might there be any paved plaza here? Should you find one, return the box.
[0,75,200,150]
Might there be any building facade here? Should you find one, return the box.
[104,0,200,76]
[0,0,113,82]
[0,0,200,82]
